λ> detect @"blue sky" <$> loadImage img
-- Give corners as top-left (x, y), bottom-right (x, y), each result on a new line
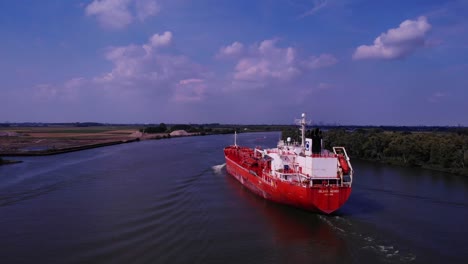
top-left (1, 0), bottom-right (467, 125)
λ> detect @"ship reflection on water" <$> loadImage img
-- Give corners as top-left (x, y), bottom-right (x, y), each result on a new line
top-left (224, 173), bottom-right (348, 263)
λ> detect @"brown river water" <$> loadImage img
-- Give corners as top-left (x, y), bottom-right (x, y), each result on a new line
top-left (0, 132), bottom-right (467, 263)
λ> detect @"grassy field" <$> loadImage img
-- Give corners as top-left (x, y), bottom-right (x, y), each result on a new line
top-left (0, 126), bottom-right (143, 155)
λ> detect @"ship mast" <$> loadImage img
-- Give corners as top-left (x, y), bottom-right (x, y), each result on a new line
top-left (234, 131), bottom-right (237, 147)
top-left (294, 113), bottom-right (308, 148)
top-left (300, 113), bottom-right (306, 147)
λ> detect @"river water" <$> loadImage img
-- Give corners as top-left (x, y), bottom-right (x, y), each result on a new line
top-left (0, 132), bottom-right (467, 263)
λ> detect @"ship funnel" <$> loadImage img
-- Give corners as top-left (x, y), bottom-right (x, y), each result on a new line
top-left (312, 128), bottom-right (322, 154)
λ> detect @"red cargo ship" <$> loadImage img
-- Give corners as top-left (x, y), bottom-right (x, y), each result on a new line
top-left (224, 113), bottom-right (353, 214)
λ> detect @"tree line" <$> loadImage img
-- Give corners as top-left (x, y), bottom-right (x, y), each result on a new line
top-left (140, 123), bottom-right (235, 135)
top-left (281, 128), bottom-right (468, 175)
top-left (324, 129), bottom-right (468, 175)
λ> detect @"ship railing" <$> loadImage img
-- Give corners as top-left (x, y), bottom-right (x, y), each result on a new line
top-left (310, 152), bottom-right (337, 158)
top-left (276, 172), bottom-right (300, 181)
top-left (275, 171), bottom-right (350, 188)
top-left (275, 172), bottom-right (312, 186)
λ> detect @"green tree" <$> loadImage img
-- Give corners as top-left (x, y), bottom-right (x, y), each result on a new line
top-left (464, 150), bottom-right (468, 169)
top-left (159, 123), bottom-right (167, 132)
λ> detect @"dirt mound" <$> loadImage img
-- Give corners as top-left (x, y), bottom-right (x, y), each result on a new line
top-left (170, 130), bottom-right (190, 137)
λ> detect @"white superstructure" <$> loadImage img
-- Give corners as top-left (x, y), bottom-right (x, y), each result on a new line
top-left (255, 113), bottom-right (353, 186)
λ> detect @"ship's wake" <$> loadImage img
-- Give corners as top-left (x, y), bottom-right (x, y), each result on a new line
top-left (318, 215), bottom-right (416, 262)
top-left (212, 163), bottom-right (226, 175)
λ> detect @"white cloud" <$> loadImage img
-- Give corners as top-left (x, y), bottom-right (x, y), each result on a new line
top-left (148, 31), bottom-right (172, 48)
top-left (85, 0), bottom-right (133, 29)
top-left (217, 42), bottom-right (244, 58)
top-left (85, 0), bottom-right (159, 30)
top-left (34, 84), bottom-right (57, 101)
top-left (219, 39), bottom-right (337, 87)
top-left (353, 16), bottom-right (432, 60)
top-left (94, 31), bottom-right (209, 106)
top-left (135, 0), bottom-right (160, 21)
top-left (31, 31), bottom-right (209, 113)
top-left (173, 79), bottom-right (206, 102)
top-left (26, 32), bottom-right (213, 121)
top-left (294, 82), bottom-right (335, 104)
top-left (33, 78), bottom-right (87, 102)
top-left (179, 78), bottom-right (204, 85)
top-left (306, 54), bottom-right (338, 69)
top-left (62, 77), bottom-right (86, 100)
top-left (64, 77), bottom-right (86, 89)
top-left (318, 82), bottom-right (333, 90)
top-left (233, 39), bottom-right (300, 81)
top-left (428, 92), bottom-right (446, 103)
top-left (299, 0), bottom-right (328, 18)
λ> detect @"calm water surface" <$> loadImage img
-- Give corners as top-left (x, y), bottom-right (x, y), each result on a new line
top-left (0, 132), bottom-right (467, 263)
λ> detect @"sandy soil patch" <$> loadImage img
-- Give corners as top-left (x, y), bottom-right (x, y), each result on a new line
top-left (0, 127), bottom-right (141, 154)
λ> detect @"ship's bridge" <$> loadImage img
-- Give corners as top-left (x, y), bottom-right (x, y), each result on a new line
top-left (265, 149), bottom-right (339, 179)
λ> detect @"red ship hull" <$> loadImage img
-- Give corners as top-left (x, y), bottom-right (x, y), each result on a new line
top-left (225, 148), bottom-right (352, 214)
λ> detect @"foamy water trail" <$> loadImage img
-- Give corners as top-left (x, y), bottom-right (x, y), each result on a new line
top-left (211, 163), bottom-right (226, 175)
top-left (318, 215), bottom-right (416, 262)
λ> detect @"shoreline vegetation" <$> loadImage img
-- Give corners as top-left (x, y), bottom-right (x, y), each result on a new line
top-left (282, 127), bottom-right (468, 176)
top-left (1, 122), bottom-right (467, 176)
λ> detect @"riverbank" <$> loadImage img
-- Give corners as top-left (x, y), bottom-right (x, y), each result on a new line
top-left (0, 126), bottom-right (143, 157)
top-left (322, 129), bottom-right (468, 177)
top-left (0, 126), bottom-right (230, 158)
top-left (0, 138), bottom-right (140, 157)
top-left (0, 158), bottom-right (23, 166)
